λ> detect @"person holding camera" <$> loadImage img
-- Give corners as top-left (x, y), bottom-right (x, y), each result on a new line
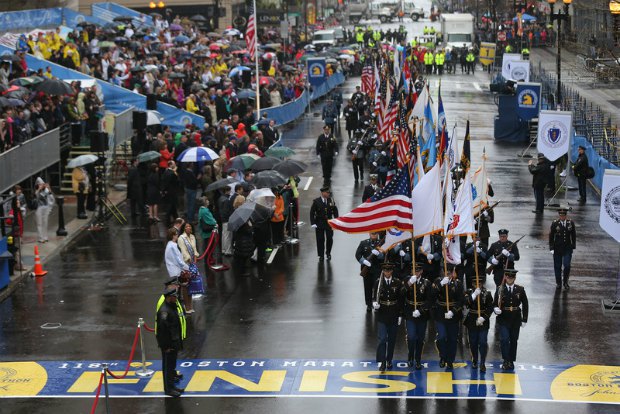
top-left (33, 177), bottom-right (54, 243)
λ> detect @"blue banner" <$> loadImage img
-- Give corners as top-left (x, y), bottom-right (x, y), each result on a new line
top-left (310, 72), bottom-right (345, 100)
top-left (307, 58), bottom-right (327, 87)
top-left (0, 8), bottom-right (63, 31)
top-left (0, 359), bottom-right (619, 404)
top-left (62, 8), bottom-right (109, 28)
top-left (516, 82), bottom-right (541, 121)
top-left (92, 2), bottom-right (153, 26)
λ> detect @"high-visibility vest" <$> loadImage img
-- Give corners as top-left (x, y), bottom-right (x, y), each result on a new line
top-left (410, 39), bottom-right (417, 47)
top-left (505, 45), bottom-right (513, 53)
top-left (356, 31), bottom-right (364, 43)
top-left (373, 31), bottom-right (381, 41)
top-left (155, 295), bottom-right (187, 340)
top-left (435, 53), bottom-right (445, 65)
top-left (424, 52), bottom-right (434, 65)
top-left (522, 48), bottom-right (530, 55)
top-left (423, 26), bottom-right (429, 35)
top-left (430, 27), bottom-right (436, 34)
top-left (368, 40), bottom-right (375, 47)
top-left (466, 53), bottom-right (475, 63)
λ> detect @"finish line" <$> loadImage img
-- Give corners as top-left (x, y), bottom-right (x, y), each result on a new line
top-left (0, 359), bottom-right (619, 404)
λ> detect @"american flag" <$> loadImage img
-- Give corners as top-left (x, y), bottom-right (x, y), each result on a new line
top-left (361, 61), bottom-right (373, 94)
top-left (245, 1), bottom-right (257, 60)
top-left (379, 78), bottom-right (398, 142)
top-left (329, 166), bottom-right (413, 233)
top-left (386, 137), bottom-right (398, 184)
top-left (396, 90), bottom-right (410, 169)
top-left (461, 119), bottom-right (471, 173)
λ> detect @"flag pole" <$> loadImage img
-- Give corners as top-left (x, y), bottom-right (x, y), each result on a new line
top-left (252, 0), bottom-right (260, 119)
top-left (441, 151), bottom-right (451, 313)
top-left (409, 122), bottom-right (417, 310)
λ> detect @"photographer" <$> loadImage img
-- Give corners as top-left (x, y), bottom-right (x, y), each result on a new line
top-left (33, 177), bottom-right (54, 243)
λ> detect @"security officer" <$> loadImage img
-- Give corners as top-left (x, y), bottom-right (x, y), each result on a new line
top-left (464, 283), bottom-right (494, 372)
top-left (434, 49), bottom-right (445, 75)
top-left (423, 26), bottom-right (430, 35)
top-left (521, 47), bottom-right (530, 60)
top-left (356, 28), bottom-right (364, 45)
top-left (372, 262), bottom-right (404, 372)
top-left (464, 235), bottom-right (489, 288)
top-left (156, 288), bottom-right (185, 397)
top-left (393, 239), bottom-right (413, 280)
top-left (310, 186), bottom-right (338, 261)
top-left (572, 145), bottom-right (589, 203)
top-left (316, 125), bottom-right (338, 186)
top-left (487, 229), bottom-right (520, 287)
top-left (493, 269), bottom-right (528, 371)
top-left (402, 262), bottom-right (431, 369)
top-left (156, 278), bottom-right (186, 381)
top-left (549, 207), bottom-right (576, 289)
top-left (424, 49), bottom-right (434, 75)
top-left (356, 231), bottom-right (385, 312)
top-left (415, 235), bottom-right (443, 280)
top-left (431, 263), bottom-right (464, 369)
top-left (465, 49), bottom-right (476, 74)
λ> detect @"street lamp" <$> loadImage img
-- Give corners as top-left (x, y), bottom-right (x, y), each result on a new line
top-left (548, 0), bottom-right (572, 108)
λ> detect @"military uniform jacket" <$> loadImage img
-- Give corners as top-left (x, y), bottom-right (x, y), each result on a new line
top-left (549, 219), bottom-right (576, 254)
top-left (316, 133), bottom-right (338, 158)
top-left (415, 235), bottom-right (442, 277)
top-left (156, 301), bottom-right (183, 351)
top-left (430, 277), bottom-right (464, 321)
top-left (372, 276), bottom-right (404, 323)
top-left (310, 197), bottom-right (338, 229)
top-left (487, 240), bottom-right (520, 274)
top-left (464, 242), bottom-right (488, 277)
top-left (463, 289), bottom-right (494, 330)
top-left (362, 184), bottom-right (379, 202)
top-left (493, 284), bottom-right (529, 324)
top-left (402, 277), bottom-right (432, 321)
top-left (355, 238), bottom-right (384, 276)
top-left (344, 105), bottom-right (359, 130)
top-left (475, 208), bottom-right (494, 240)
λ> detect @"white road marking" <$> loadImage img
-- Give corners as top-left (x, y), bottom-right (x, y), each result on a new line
top-left (473, 82), bottom-right (482, 91)
top-left (266, 247), bottom-right (279, 264)
top-left (304, 176), bottom-right (313, 191)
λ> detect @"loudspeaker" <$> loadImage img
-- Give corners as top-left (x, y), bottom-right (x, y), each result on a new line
top-left (146, 94), bottom-right (157, 110)
top-left (133, 111), bottom-right (147, 130)
top-left (90, 131), bottom-right (109, 153)
top-left (71, 122), bottom-right (82, 145)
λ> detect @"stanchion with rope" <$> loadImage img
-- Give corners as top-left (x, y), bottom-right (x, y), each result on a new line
top-left (104, 326), bottom-right (140, 380)
top-left (197, 229), bottom-right (230, 272)
top-left (89, 369), bottom-right (105, 414)
top-left (101, 363), bottom-right (111, 414)
top-left (135, 318), bottom-right (154, 378)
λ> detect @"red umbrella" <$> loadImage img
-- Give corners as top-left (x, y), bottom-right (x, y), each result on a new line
top-left (259, 76), bottom-right (275, 86)
top-left (232, 49), bottom-right (249, 55)
top-left (209, 44), bottom-right (221, 51)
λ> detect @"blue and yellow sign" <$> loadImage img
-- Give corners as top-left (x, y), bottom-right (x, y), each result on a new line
top-left (1, 359), bottom-right (620, 403)
top-left (516, 82), bottom-right (541, 121)
top-left (307, 58), bottom-right (327, 87)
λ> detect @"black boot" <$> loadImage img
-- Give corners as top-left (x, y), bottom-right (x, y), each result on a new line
top-left (379, 362), bottom-right (387, 372)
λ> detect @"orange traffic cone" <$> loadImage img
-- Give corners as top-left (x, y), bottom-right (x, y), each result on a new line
top-left (33, 245), bottom-right (48, 277)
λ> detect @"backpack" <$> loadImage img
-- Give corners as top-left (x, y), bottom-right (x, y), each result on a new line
top-left (585, 166), bottom-right (595, 179)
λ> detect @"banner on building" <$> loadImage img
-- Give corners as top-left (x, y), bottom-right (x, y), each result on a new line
top-left (479, 42), bottom-right (496, 66)
top-left (536, 110), bottom-right (572, 162)
top-left (600, 169), bottom-right (620, 243)
top-left (516, 82), bottom-right (541, 121)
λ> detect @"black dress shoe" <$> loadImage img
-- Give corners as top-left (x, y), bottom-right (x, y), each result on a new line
top-left (327, 255), bottom-right (332, 261)
top-left (480, 364), bottom-right (486, 373)
top-left (471, 361), bottom-right (478, 369)
top-left (439, 358), bottom-right (446, 368)
top-left (447, 362), bottom-right (454, 369)
top-left (407, 359), bottom-right (414, 368)
top-left (556, 284), bottom-right (562, 289)
top-left (166, 390), bottom-right (181, 398)
top-left (173, 386), bottom-right (185, 393)
top-left (386, 361), bottom-right (393, 369)
top-left (379, 362), bottom-right (387, 372)
top-left (318, 256), bottom-right (324, 262)
top-left (564, 283), bottom-right (570, 290)
top-left (509, 361), bottom-right (515, 370)
top-left (415, 361), bottom-right (422, 370)
top-left (366, 305), bottom-right (372, 312)
top-left (501, 362), bottom-right (510, 370)
top-left (175, 372), bottom-right (183, 380)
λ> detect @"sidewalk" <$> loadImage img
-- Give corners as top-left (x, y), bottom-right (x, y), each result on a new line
top-left (0, 187), bottom-right (126, 302)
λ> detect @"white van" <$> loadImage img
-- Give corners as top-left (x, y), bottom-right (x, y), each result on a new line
top-left (312, 30), bottom-right (337, 49)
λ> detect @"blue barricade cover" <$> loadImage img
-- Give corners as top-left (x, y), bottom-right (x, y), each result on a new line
top-left (260, 91), bottom-right (309, 126)
top-left (92, 2), bottom-right (153, 26)
top-left (571, 135), bottom-right (619, 190)
top-left (310, 72), bottom-right (345, 100)
top-left (62, 8), bottom-right (109, 27)
top-left (0, 8), bottom-right (63, 31)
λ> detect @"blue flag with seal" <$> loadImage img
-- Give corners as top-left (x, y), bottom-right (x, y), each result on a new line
top-left (516, 82), bottom-right (541, 121)
top-left (307, 58), bottom-right (327, 86)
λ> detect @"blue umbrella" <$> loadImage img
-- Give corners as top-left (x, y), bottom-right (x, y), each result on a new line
top-left (229, 66), bottom-right (251, 78)
top-left (236, 89), bottom-right (256, 99)
top-left (513, 13), bottom-right (537, 22)
top-left (175, 35), bottom-right (191, 44)
top-left (177, 147), bottom-right (219, 163)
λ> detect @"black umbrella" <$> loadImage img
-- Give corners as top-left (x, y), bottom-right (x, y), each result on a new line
top-left (251, 156), bottom-right (281, 172)
top-left (113, 16), bottom-right (134, 22)
top-left (236, 89), bottom-right (256, 100)
top-left (0, 97), bottom-right (25, 107)
top-left (190, 14), bottom-right (207, 22)
top-left (228, 201), bottom-right (273, 232)
top-left (205, 177), bottom-right (237, 192)
top-left (273, 160), bottom-right (307, 177)
top-left (0, 54), bottom-right (21, 63)
top-left (251, 170), bottom-right (287, 188)
top-left (33, 78), bottom-right (74, 95)
top-left (130, 65), bottom-right (146, 73)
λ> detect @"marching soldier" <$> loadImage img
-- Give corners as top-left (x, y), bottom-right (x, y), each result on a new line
top-left (310, 187), bottom-right (339, 261)
top-left (316, 125), bottom-right (338, 186)
top-left (464, 283), bottom-right (494, 372)
top-left (475, 203), bottom-right (494, 247)
top-left (393, 239), bottom-right (413, 280)
top-left (415, 234), bottom-right (443, 280)
top-left (356, 231), bottom-right (385, 312)
top-left (549, 206), bottom-right (576, 289)
top-left (372, 262), bottom-right (404, 372)
top-left (463, 235), bottom-right (489, 288)
top-left (402, 262), bottom-right (432, 369)
top-left (493, 269), bottom-right (529, 371)
top-left (431, 264), bottom-right (464, 369)
top-left (156, 288), bottom-right (185, 397)
top-left (344, 99), bottom-right (359, 140)
top-left (487, 229), bottom-right (520, 287)
top-left (349, 128), bottom-right (367, 182)
top-left (362, 174), bottom-right (380, 202)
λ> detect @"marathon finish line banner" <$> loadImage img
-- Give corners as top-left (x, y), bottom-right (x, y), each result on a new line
top-left (1, 359), bottom-right (619, 403)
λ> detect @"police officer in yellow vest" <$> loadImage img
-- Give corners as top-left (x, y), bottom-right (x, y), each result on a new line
top-left (156, 287), bottom-right (185, 397)
top-left (373, 30), bottom-right (382, 43)
top-left (424, 49), bottom-right (434, 75)
top-left (356, 29), bottom-right (364, 45)
top-left (410, 37), bottom-right (418, 48)
top-left (435, 50), bottom-right (445, 75)
top-left (423, 26), bottom-right (430, 35)
top-left (429, 27), bottom-right (436, 35)
top-left (521, 47), bottom-right (530, 60)
top-left (505, 44), bottom-right (514, 53)
top-left (156, 278), bottom-right (187, 386)
top-left (466, 49), bottom-right (476, 74)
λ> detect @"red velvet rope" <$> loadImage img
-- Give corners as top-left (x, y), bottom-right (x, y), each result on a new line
top-left (105, 326), bottom-right (140, 379)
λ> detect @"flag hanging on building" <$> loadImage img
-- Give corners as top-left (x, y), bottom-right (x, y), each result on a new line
top-left (330, 166), bottom-right (413, 233)
top-left (245, 1), bottom-right (257, 60)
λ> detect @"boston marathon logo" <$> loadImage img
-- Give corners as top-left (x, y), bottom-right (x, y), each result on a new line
top-left (518, 89), bottom-right (538, 109)
top-left (551, 365), bottom-right (620, 403)
top-left (309, 62), bottom-right (325, 78)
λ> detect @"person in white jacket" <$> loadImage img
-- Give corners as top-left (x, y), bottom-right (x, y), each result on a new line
top-left (164, 228), bottom-right (192, 312)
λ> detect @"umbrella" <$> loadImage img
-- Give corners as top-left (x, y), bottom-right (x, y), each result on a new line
top-left (225, 153), bottom-right (261, 172)
top-left (207, 32), bottom-right (222, 38)
top-left (146, 110), bottom-right (163, 126)
top-left (0, 54), bottom-right (21, 63)
top-left (251, 156), bottom-right (281, 172)
top-left (262, 52), bottom-right (275, 60)
top-left (252, 170), bottom-right (287, 188)
top-left (2, 85), bottom-right (30, 99)
top-left (99, 41), bottom-right (115, 48)
top-left (513, 13), bottom-right (537, 22)
top-left (273, 160), bottom-right (307, 177)
top-left (113, 16), bottom-right (134, 22)
top-left (175, 35), bottom-right (191, 44)
top-left (281, 65), bottom-right (298, 73)
top-left (33, 79), bottom-right (74, 95)
top-left (247, 188), bottom-right (276, 208)
top-left (206, 177), bottom-right (238, 192)
top-left (130, 65), bottom-right (146, 73)
top-left (177, 147), bottom-right (219, 163)
top-left (169, 24), bottom-right (183, 31)
top-left (169, 72), bottom-right (186, 79)
top-left (137, 151), bottom-right (161, 163)
top-left (0, 97), bottom-right (25, 107)
top-left (259, 76), bottom-right (276, 86)
top-left (326, 58), bottom-right (338, 64)
top-left (236, 89), bottom-right (256, 100)
top-left (231, 49), bottom-right (249, 55)
top-left (10, 76), bottom-right (44, 87)
top-left (229, 65), bottom-right (251, 77)
top-left (67, 154), bottom-right (99, 168)
top-left (265, 146), bottom-right (295, 159)
top-left (223, 28), bottom-right (242, 36)
top-left (114, 36), bottom-right (129, 43)
top-left (190, 14), bottom-right (207, 22)
top-left (228, 201), bottom-right (273, 231)
top-left (209, 44), bottom-right (221, 51)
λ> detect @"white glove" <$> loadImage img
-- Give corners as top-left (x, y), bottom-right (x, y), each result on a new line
top-left (372, 301), bottom-right (380, 310)
top-left (550, 250), bottom-right (554, 255)
top-left (475, 241), bottom-right (480, 247)
top-left (399, 250), bottom-right (406, 257)
top-left (398, 317), bottom-right (402, 326)
top-left (335, 152), bottom-right (339, 156)
top-left (412, 309), bottom-right (421, 318)
top-left (311, 224), bottom-right (317, 229)
top-left (372, 161), bottom-right (377, 167)
top-left (482, 210), bottom-right (489, 217)
top-left (357, 140), bottom-right (363, 145)
top-left (472, 288), bottom-right (481, 299)
top-left (363, 259), bottom-right (372, 267)
top-left (494, 307), bottom-right (502, 315)
top-left (521, 322), bottom-right (526, 328)
top-left (352, 149), bottom-right (358, 155)
top-left (426, 253), bottom-right (434, 261)
top-left (381, 151), bottom-right (386, 156)
top-left (409, 275), bottom-right (417, 285)
top-left (371, 249), bottom-right (380, 256)
top-left (491, 258), bottom-right (499, 265)
top-left (317, 154), bottom-right (321, 159)
top-left (476, 316), bottom-right (485, 326)
top-left (440, 276), bottom-right (450, 286)
top-left (502, 249), bottom-right (510, 257)
top-left (445, 311), bottom-right (454, 319)
top-left (476, 247), bottom-right (482, 254)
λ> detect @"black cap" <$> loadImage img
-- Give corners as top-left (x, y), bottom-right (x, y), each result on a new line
top-left (578, 145), bottom-right (586, 150)
top-left (370, 174), bottom-right (378, 179)
top-left (504, 269), bottom-right (518, 277)
top-left (164, 277), bottom-right (180, 286)
top-left (558, 206), bottom-right (569, 214)
top-left (537, 152), bottom-right (545, 159)
top-left (381, 262), bottom-right (395, 270)
top-left (415, 260), bottom-right (426, 269)
top-left (498, 229), bottom-right (509, 235)
top-left (163, 288), bottom-right (179, 297)
top-left (320, 186), bottom-right (330, 192)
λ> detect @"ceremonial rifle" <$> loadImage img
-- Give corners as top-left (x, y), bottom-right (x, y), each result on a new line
top-left (485, 234), bottom-right (525, 275)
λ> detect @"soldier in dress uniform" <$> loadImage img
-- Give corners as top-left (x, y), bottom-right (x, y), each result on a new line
top-left (475, 207), bottom-right (494, 247)
top-left (316, 125), bottom-right (339, 186)
top-left (402, 261), bottom-right (432, 369)
top-left (415, 234), bottom-right (443, 280)
top-left (310, 187), bottom-right (339, 261)
top-left (431, 263), bottom-right (464, 369)
top-left (464, 283), bottom-right (494, 372)
top-left (362, 174), bottom-right (380, 202)
top-left (393, 239), bottom-right (413, 280)
top-left (356, 231), bottom-right (385, 312)
top-left (487, 229), bottom-right (520, 287)
top-left (549, 207), bottom-right (576, 290)
top-left (493, 268), bottom-right (529, 370)
top-left (464, 235), bottom-right (489, 289)
top-left (372, 262), bottom-right (404, 372)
